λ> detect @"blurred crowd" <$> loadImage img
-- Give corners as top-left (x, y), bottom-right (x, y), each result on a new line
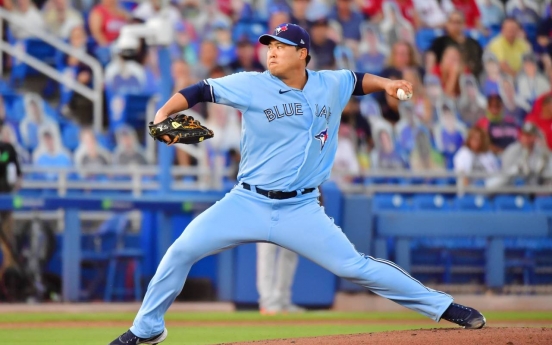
top-left (1, 0), bottom-right (552, 187)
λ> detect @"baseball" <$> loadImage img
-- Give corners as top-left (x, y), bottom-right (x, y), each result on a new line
top-left (397, 88), bottom-right (412, 101)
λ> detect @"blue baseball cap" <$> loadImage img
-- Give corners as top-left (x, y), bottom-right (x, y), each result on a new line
top-left (259, 23), bottom-right (311, 63)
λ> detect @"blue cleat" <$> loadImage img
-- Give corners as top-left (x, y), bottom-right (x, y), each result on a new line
top-left (441, 303), bottom-right (486, 329)
top-left (109, 328), bottom-right (168, 345)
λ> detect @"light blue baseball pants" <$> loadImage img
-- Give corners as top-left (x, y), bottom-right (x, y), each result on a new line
top-left (130, 186), bottom-right (453, 338)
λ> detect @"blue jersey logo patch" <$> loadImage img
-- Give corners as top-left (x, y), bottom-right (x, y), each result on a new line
top-left (315, 128), bottom-right (328, 151)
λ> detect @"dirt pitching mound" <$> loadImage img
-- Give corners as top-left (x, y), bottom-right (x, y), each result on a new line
top-left (221, 327), bottom-right (552, 345)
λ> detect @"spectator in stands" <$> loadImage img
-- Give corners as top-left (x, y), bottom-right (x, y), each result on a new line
top-left (379, 1), bottom-right (415, 48)
top-left (480, 52), bottom-right (502, 95)
top-left (132, 0), bottom-right (182, 29)
top-left (396, 101), bottom-right (421, 153)
top-left (204, 102), bottom-right (241, 154)
top-left (332, 120), bottom-right (361, 183)
top-left (502, 121), bottom-right (550, 186)
top-left (309, 18), bottom-right (337, 70)
top-left (10, 0), bottom-right (45, 39)
top-left (211, 21), bottom-right (236, 67)
top-left (74, 127), bottom-right (111, 171)
top-left (516, 54), bottom-right (551, 112)
top-left (0, 122), bottom-right (30, 164)
top-left (171, 59), bottom-right (197, 94)
top-left (104, 53), bottom-right (147, 94)
top-left (371, 122), bottom-right (407, 169)
top-left (329, 0), bottom-right (363, 42)
top-left (342, 97), bottom-right (372, 150)
top-left (412, 0), bottom-right (447, 28)
top-left (453, 126), bottom-right (500, 185)
top-left (289, 0), bottom-right (311, 28)
top-left (330, 20), bottom-right (357, 71)
top-left (432, 45), bottom-right (467, 98)
top-left (479, 0), bottom-right (506, 30)
top-left (525, 93), bottom-right (552, 150)
top-left (487, 17), bottom-right (531, 77)
top-left (32, 127), bottom-right (72, 180)
top-left (423, 73), bottom-right (444, 106)
top-left (61, 26), bottom-right (94, 124)
top-left (19, 94), bottom-right (58, 150)
top-left (537, 7), bottom-right (552, 57)
top-left (433, 99), bottom-right (467, 165)
top-left (42, 0), bottom-right (83, 39)
top-left (193, 40), bottom-right (220, 80)
top-left (112, 125), bottom-right (147, 166)
top-left (457, 74), bottom-right (487, 126)
top-left (507, 0), bottom-right (540, 26)
top-left (381, 40), bottom-right (420, 77)
top-left (441, 0), bottom-right (483, 30)
top-left (361, 0), bottom-right (418, 27)
top-left (88, 0), bottom-right (130, 47)
top-left (498, 75), bottom-right (527, 124)
top-left (375, 68), bottom-right (401, 124)
top-left (0, 122), bottom-right (21, 280)
top-left (428, 11), bottom-right (483, 77)
top-left (229, 37), bottom-right (264, 73)
top-left (410, 126), bottom-right (445, 171)
top-left (475, 93), bottom-right (519, 154)
top-left (403, 68), bottom-right (433, 126)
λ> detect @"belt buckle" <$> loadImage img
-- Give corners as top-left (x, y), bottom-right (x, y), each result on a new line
top-left (267, 191), bottom-right (276, 199)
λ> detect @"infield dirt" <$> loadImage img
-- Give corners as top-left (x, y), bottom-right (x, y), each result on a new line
top-left (221, 327), bottom-right (552, 345)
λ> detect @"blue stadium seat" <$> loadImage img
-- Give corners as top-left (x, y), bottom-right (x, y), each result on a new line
top-left (534, 196), bottom-right (552, 212)
top-left (372, 193), bottom-right (410, 211)
top-left (453, 195), bottom-right (492, 211)
top-left (412, 194), bottom-right (451, 211)
top-left (61, 122), bottom-right (81, 151)
top-left (415, 28), bottom-right (443, 52)
top-left (494, 195), bottom-right (534, 212)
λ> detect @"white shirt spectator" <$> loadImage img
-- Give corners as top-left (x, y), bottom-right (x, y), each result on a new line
top-left (453, 146), bottom-right (500, 174)
top-left (412, 0), bottom-right (447, 28)
top-left (10, 0), bottom-right (45, 40)
top-left (132, 0), bottom-right (182, 29)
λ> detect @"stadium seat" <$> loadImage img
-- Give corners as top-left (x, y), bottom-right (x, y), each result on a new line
top-left (415, 28), bottom-right (443, 52)
top-left (372, 193), bottom-right (410, 211)
top-left (96, 213), bottom-right (143, 302)
top-left (61, 122), bottom-right (81, 151)
top-left (534, 196), bottom-right (552, 212)
top-left (494, 195), bottom-right (534, 212)
top-left (453, 195), bottom-right (492, 211)
top-left (412, 194), bottom-right (451, 211)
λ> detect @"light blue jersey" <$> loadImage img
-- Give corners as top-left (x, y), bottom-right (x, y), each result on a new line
top-left (206, 69), bottom-right (356, 191)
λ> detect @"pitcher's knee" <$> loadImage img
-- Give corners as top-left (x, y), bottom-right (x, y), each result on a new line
top-left (165, 241), bottom-right (201, 266)
top-left (329, 257), bottom-right (371, 280)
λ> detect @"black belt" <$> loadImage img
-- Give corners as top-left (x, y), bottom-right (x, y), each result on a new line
top-left (241, 183), bottom-right (315, 200)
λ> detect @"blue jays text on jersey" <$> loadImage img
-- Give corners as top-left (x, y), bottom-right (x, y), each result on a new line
top-left (205, 69), bottom-right (357, 191)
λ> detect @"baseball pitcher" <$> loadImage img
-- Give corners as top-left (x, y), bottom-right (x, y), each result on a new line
top-left (109, 23), bottom-right (486, 345)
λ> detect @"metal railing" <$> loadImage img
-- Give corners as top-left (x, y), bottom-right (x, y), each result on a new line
top-left (16, 165), bottom-right (552, 196)
top-left (19, 165), bottom-right (232, 196)
top-left (0, 7), bottom-right (104, 132)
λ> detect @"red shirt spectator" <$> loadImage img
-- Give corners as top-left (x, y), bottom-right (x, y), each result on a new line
top-left (362, 0), bottom-right (416, 25)
top-left (89, 0), bottom-right (130, 46)
top-left (525, 93), bottom-right (552, 150)
top-left (447, 0), bottom-right (480, 29)
top-left (475, 94), bottom-right (519, 154)
top-left (396, 0), bottom-right (416, 24)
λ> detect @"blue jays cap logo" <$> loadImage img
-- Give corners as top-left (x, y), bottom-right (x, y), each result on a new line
top-left (274, 24), bottom-right (289, 35)
top-left (315, 128), bottom-right (329, 151)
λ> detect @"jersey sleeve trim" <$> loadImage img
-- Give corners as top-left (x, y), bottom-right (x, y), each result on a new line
top-left (203, 79), bottom-right (215, 103)
top-left (352, 71), bottom-right (365, 96)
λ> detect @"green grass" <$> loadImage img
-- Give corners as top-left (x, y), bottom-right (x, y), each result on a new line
top-left (0, 311), bottom-right (550, 345)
